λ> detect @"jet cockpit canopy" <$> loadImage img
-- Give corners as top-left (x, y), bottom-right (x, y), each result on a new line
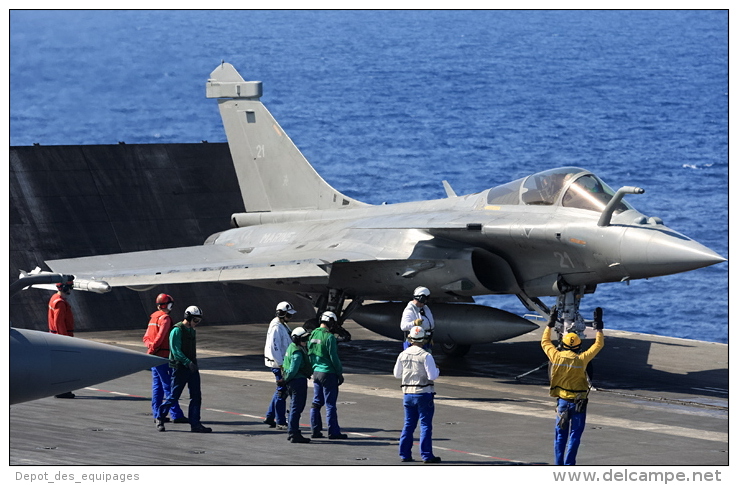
top-left (486, 167), bottom-right (634, 214)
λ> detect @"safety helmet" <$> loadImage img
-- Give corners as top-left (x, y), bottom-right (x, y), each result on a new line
top-left (291, 326), bottom-right (310, 344)
top-left (156, 293), bottom-right (174, 311)
top-left (320, 311), bottom-right (338, 324)
top-left (408, 326), bottom-right (427, 342)
top-left (561, 332), bottom-right (582, 352)
top-left (413, 286), bottom-right (430, 304)
top-left (184, 305), bottom-right (203, 321)
top-left (276, 301), bottom-right (297, 318)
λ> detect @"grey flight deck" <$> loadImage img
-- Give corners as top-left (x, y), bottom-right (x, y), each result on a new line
top-left (9, 321), bottom-right (727, 467)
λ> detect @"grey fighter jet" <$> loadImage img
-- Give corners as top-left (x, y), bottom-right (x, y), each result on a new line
top-left (40, 62), bottom-right (725, 356)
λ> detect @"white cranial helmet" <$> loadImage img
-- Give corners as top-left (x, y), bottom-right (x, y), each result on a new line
top-left (413, 286), bottom-right (430, 303)
top-left (184, 306), bottom-right (202, 320)
top-left (408, 326), bottom-right (427, 342)
top-left (276, 301), bottom-right (297, 317)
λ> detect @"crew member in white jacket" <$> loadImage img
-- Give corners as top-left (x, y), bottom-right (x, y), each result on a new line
top-left (263, 301), bottom-right (296, 429)
top-left (393, 326), bottom-right (441, 464)
top-left (400, 286), bottom-right (434, 350)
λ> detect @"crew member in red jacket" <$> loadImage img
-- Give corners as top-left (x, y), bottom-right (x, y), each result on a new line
top-left (48, 279), bottom-right (76, 398)
top-left (48, 279), bottom-right (74, 336)
top-left (143, 293), bottom-right (186, 424)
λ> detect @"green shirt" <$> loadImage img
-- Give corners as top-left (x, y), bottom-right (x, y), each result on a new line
top-left (307, 326), bottom-right (343, 375)
top-left (283, 343), bottom-right (312, 382)
top-left (169, 322), bottom-right (197, 367)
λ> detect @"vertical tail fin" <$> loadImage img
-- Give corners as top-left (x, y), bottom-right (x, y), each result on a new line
top-left (206, 62), bottom-right (367, 212)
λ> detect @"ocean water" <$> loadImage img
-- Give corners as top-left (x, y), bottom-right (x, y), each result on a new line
top-left (9, 10), bottom-right (728, 343)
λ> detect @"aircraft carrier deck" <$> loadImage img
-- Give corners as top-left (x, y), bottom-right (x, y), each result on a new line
top-left (8, 320), bottom-right (728, 479)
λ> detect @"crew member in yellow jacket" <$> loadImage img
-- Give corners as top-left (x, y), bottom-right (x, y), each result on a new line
top-left (541, 307), bottom-right (605, 465)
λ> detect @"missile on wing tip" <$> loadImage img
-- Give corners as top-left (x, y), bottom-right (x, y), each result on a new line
top-left (351, 302), bottom-right (539, 345)
top-left (73, 279), bottom-right (112, 294)
top-left (9, 328), bottom-right (165, 405)
top-left (15, 269), bottom-right (111, 294)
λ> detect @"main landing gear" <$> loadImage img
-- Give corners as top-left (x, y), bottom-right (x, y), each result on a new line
top-left (313, 289), bottom-right (363, 342)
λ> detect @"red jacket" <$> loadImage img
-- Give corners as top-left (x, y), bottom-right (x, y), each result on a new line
top-left (143, 310), bottom-right (173, 357)
top-left (48, 293), bottom-right (74, 337)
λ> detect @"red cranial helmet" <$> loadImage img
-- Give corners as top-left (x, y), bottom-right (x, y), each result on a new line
top-left (156, 293), bottom-right (174, 311)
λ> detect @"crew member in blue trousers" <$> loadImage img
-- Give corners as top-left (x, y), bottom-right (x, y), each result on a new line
top-left (307, 311), bottom-right (347, 439)
top-left (541, 306), bottom-right (605, 465)
top-left (157, 306), bottom-right (212, 433)
top-left (281, 326), bottom-right (313, 443)
top-left (263, 301), bottom-right (296, 429)
top-left (393, 326), bottom-right (441, 464)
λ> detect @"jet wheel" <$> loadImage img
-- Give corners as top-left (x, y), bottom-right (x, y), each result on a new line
top-left (438, 342), bottom-right (471, 357)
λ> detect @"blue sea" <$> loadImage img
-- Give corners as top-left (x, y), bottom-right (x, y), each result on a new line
top-left (9, 10), bottom-right (728, 343)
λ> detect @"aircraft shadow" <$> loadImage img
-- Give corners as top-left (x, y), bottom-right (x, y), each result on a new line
top-left (75, 395), bottom-right (149, 402)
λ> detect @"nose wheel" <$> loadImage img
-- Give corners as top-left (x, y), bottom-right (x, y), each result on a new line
top-left (554, 286), bottom-right (587, 342)
top-left (514, 284), bottom-right (592, 381)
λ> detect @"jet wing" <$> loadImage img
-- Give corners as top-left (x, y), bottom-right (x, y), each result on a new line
top-left (45, 244), bottom-right (337, 288)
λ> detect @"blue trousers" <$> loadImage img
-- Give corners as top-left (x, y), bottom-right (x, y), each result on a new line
top-left (158, 365), bottom-right (203, 429)
top-left (399, 393), bottom-right (435, 461)
top-left (266, 368), bottom-right (287, 425)
top-left (554, 398), bottom-right (587, 465)
top-left (151, 363), bottom-right (184, 420)
top-left (286, 377), bottom-right (308, 437)
top-left (310, 371), bottom-right (341, 436)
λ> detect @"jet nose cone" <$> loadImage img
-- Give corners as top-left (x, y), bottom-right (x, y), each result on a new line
top-left (620, 227), bottom-right (726, 279)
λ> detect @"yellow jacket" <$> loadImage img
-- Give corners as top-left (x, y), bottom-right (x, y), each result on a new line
top-left (541, 327), bottom-right (604, 400)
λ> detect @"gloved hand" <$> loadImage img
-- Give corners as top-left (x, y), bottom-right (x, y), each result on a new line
top-left (276, 379), bottom-right (286, 387)
top-left (547, 306), bottom-right (558, 328)
top-left (188, 361), bottom-right (198, 372)
top-left (593, 307), bottom-right (604, 331)
top-left (413, 318), bottom-right (423, 326)
top-left (337, 374), bottom-right (344, 386)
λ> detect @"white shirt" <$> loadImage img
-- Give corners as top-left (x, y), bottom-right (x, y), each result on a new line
top-left (400, 301), bottom-right (434, 332)
top-left (264, 317), bottom-right (292, 368)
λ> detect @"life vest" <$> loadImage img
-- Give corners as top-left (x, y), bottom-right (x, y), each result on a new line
top-left (170, 322), bottom-right (197, 367)
top-left (48, 293), bottom-right (74, 336)
top-left (284, 343), bottom-right (312, 381)
top-left (398, 345), bottom-right (435, 394)
top-left (142, 310), bottom-right (172, 357)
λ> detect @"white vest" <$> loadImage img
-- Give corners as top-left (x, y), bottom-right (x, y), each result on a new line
top-left (398, 345), bottom-right (435, 394)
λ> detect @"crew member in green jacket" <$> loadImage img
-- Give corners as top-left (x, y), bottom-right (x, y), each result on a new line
top-left (307, 311), bottom-right (347, 439)
top-left (281, 326), bottom-right (313, 443)
top-left (156, 306), bottom-right (212, 433)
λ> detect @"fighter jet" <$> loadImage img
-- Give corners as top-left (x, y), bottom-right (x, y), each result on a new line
top-left (10, 273), bottom-right (165, 405)
top-left (38, 62), bottom-right (725, 356)
top-left (10, 327), bottom-right (166, 405)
